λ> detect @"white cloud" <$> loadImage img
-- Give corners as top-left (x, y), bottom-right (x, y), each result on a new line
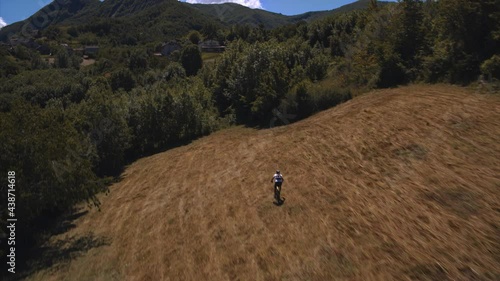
top-left (184, 0), bottom-right (263, 9)
top-left (0, 17), bottom-right (7, 29)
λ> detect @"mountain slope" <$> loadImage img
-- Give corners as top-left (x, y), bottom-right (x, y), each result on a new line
top-left (0, 0), bottom-right (217, 42)
top-left (0, 0), bottom-right (394, 42)
top-left (22, 85), bottom-right (500, 281)
top-left (192, 0), bottom-right (393, 28)
top-left (190, 3), bottom-right (291, 29)
top-left (0, 0), bottom-right (96, 41)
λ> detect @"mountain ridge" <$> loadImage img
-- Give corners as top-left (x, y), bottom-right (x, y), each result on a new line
top-left (0, 0), bottom-right (392, 42)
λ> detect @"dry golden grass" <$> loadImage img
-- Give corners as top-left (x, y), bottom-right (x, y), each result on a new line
top-left (26, 85), bottom-right (500, 281)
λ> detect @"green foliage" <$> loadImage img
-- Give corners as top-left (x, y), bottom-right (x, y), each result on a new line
top-left (481, 55), bottom-right (500, 80)
top-left (306, 52), bottom-right (329, 81)
top-left (0, 99), bottom-right (105, 232)
top-left (55, 47), bottom-right (81, 69)
top-left (111, 68), bottom-right (136, 92)
top-left (0, 46), bottom-right (50, 77)
top-left (128, 50), bottom-right (149, 71)
top-left (209, 40), bottom-right (287, 123)
top-left (181, 44), bottom-right (203, 76)
top-left (187, 30), bottom-right (202, 44)
top-left (294, 81), bottom-right (313, 119)
top-left (204, 38), bottom-right (341, 124)
top-left (0, 53), bottom-right (21, 78)
top-left (0, 69), bottom-right (88, 106)
top-left (68, 87), bottom-right (131, 176)
top-left (78, 32), bottom-right (99, 45)
top-left (164, 62), bottom-right (187, 81)
top-left (392, 0), bottom-right (425, 65)
top-left (377, 54), bottom-right (408, 88)
top-left (127, 79), bottom-right (220, 157)
top-left (422, 0), bottom-right (499, 83)
top-left (43, 26), bottom-right (62, 40)
top-left (280, 79), bottom-right (352, 121)
top-left (67, 26), bottom-right (79, 37)
top-left (202, 22), bottom-right (218, 40)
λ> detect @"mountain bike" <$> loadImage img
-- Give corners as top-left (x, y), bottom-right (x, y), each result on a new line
top-left (274, 183), bottom-right (283, 204)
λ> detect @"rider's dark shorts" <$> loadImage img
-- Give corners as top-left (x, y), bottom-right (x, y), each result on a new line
top-left (274, 182), bottom-right (282, 188)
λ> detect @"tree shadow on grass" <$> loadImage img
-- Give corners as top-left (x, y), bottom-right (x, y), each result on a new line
top-left (23, 233), bottom-right (110, 276)
top-left (3, 210), bottom-right (110, 281)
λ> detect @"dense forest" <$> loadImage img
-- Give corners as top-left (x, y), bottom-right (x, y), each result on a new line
top-left (0, 0), bottom-right (499, 262)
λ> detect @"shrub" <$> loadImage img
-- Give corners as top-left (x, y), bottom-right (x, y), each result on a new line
top-left (164, 62), bottom-right (186, 81)
top-left (481, 55), bottom-right (500, 80)
top-left (181, 44), bottom-right (203, 76)
top-left (110, 68), bottom-right (136, 92)
top-left (306, 54), bottom-right (329, 81)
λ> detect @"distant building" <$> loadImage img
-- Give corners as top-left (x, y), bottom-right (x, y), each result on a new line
top-left (161, 41), bottom-right (182, 57)
top-left (199, 40), bottom-right (225, 53)
top-left (73, 47), bottom-right (84, 56)
top-left (84, 45), bottom-right (99, 55)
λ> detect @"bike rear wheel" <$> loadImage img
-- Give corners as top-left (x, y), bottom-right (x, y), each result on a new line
top-left (274, 185), bottom-right (281, 202)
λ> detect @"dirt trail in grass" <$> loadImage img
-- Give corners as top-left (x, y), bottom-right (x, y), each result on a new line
top-left (27, 85), bottom-right (500, 281)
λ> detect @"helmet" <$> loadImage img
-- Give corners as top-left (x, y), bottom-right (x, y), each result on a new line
top-left (276, 170), bottom-right (280, 174)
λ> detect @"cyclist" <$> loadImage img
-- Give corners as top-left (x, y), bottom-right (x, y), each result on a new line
top-left (271, 170), bottom-right (284, 202)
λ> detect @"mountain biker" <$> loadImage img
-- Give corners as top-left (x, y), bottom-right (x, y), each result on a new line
top-left (271, 170), bottom-right (284, 202)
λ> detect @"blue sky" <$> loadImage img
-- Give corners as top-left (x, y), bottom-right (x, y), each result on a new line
top-left (0, 0), bottom-right (396, 28)
top-left (0, 0), bottom-right (51, 26)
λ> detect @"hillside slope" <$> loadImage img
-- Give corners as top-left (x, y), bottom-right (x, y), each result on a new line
top-left (25, 85), bottom-right (500, 281)
top-left (191, 3), bottom-right (291, 29)
top-left (0, 0), bottom-right (218, 42)
top-left (179, 0), bottom-right (393, 28)
top-left (0, 0), bottom-right (394, 42)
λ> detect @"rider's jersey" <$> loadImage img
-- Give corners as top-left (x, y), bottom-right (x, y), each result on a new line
top-left (273, 173), bottom-right (284, 183)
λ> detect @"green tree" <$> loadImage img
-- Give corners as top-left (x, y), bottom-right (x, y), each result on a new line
top-left (44, 25), bottom-right (62, 40)
top-left (127, 80), bottom-right (219, 157)
top-left (111, 68), bottom-right (136, 92)
top-left (164, 62), bottom-right (186, 81)
top-left (424, 0), bottom-right (499, 83)
top-left (188, 30), bottom-right (202, 45)
top-left (55, 48), bottom-right (70, 68)
top-left (393, 0), bottom-right (424, 65)
top-left (181, 44), bottom-right (203, 76)
top-left (128, 50), bottom-right (149, 71)
top-left (481, 54), bottom-right (500, 80)
top-left (202, 22), bottom-right (218, 39)
top-left (0, 100), bottom-right (105, 236)
top-left (69, 86), bottom-right (131, 176)
top-left (306, 53), bottom-right (329, 81)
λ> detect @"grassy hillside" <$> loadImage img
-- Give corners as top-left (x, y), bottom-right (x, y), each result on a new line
top-left (19, 85), bottom-right (500, 281)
